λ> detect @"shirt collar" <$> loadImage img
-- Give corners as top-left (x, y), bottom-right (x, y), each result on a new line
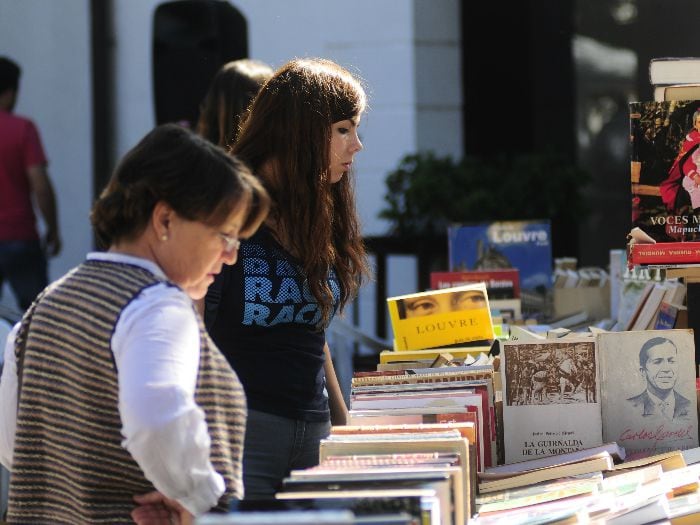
top-left (87, 252), bottom-right (167, 280)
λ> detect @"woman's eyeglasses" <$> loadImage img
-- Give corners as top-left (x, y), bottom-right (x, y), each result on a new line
top-left (218, 232), bottom-right (241, 253)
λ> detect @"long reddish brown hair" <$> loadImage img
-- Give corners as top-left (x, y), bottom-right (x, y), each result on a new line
top-left (233, 58), bottom-right (370, 326)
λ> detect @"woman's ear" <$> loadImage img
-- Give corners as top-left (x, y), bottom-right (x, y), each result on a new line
top-left (152, 201), bottom-right (173, 241)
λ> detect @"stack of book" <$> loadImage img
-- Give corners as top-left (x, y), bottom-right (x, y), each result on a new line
top-left (628, 57), bottom-right (700, 270)
top-left (614, 271), bottom-right (687, 331)
top-left (472, 447), bottom-right (700, 524)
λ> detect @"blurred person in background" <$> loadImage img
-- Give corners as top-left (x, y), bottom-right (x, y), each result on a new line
top-left (196, 58), bottom-right (273, 150)
top-left (0, 56), bottom-right (61, 312)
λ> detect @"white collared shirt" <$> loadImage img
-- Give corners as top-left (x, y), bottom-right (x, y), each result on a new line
top-left (0, 252), bottom-right (225, 515)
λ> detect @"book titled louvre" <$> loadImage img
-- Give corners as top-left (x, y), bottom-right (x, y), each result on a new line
top-left (387, 283), bottom-right (494, 352)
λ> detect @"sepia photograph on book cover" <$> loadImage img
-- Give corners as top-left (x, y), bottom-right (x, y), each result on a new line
top-left (500, 339), bottom-right (603, 464)
top-left (597, 330), bottom-right (699, 459)
top-left (630, 99), bottom-right (700, 243)
top-left (447, 221), bottom-right (551, 314)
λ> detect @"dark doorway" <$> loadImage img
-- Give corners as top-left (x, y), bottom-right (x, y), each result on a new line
top-left (153, 0), bottom-right (248, 128)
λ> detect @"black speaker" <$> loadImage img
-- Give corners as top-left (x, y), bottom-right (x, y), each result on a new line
top-left (153, 0), bottom-right (248, 127)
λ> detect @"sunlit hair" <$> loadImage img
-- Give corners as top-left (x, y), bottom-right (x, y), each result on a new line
top-left (196, 59), bottom-right (273, 150)
top-left (693, 109), bottom-right (700, 127)
top-left (91, 123), bottom-right (270, 249)
top-left (233, 58), bottom-right (370, 325)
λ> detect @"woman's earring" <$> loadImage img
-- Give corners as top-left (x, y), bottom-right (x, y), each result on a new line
top-left (161, 234), bottom-right (168, 241)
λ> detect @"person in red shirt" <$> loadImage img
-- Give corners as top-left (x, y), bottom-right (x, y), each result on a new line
top-left (0, 56), bottom-right (61, 311)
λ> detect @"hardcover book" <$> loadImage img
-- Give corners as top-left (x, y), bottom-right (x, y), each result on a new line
top-left (446, 221), bottom-right (552, 313)
top-left (477, 453), bottom-right (614, 494)
top-left (500, 338), bottom-right (603, 464)
top-left (655, 84), bottom-right (700, 102)
top-left (272, 488), bottom-right (442, 525)
top-left (284, 465), bottom-right (466, 524)
top-left (597, 329), bottom-right (699, 459)
top-left (386, 282), bottom-right (494, 351)
top-left (654, 301), bottom-right (686, 330)
top-left (475, 472), bottom-right (602, 517)
top-left (649, 57), bottom-right (700, 86)
top-left (629, 241), bottom-right (700, 266)
top-left (329, 423), bottom-right (477, 447)
top-left (378, 346), bottom-right (492, 364)
top-left (629, 283), bottom-right (667, 330)
top-left (629, 99), bottom-right (700, 247)
top-left (429, 269), bottom-right (520, 299)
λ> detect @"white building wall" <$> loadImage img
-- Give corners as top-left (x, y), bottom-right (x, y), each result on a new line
top-left (0, 0), bottom-right (462, 336)
top-left (0, 0), bottom-right (93, 314)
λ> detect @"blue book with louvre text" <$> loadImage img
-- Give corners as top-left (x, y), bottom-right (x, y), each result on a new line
top-left (447, 220), bottom-right (552, 314)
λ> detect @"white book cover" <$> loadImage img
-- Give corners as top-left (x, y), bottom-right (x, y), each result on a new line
top-left (649, 57), bottom-right (700, 85)
top-left (598, 329), bottom-right (699, 459)
top-left (501, 339), bottom-right (602, 464)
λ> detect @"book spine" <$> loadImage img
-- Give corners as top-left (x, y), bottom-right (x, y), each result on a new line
top-left (630, 243), bottom-right (700, 265)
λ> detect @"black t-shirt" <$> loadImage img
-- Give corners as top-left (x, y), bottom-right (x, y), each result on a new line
top-left (205, 227), bottom-right (340, 422)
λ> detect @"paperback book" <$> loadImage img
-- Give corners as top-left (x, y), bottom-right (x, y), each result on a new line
top-left (597, 329), bottom-right (699, 458)
top-left (500, 338), bottom-right (602, 464)
top-left (629, 99), bottom-right (700, 248)
top-left (447, 221), bottom-right (552, 313)
top-left (386, 282), bottom-right (494, 351)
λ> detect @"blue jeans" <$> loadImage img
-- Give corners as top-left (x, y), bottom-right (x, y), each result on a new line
top-left (243, 409), bottom-right (331, 499)
top-left (0, 240), bottom-right (47, 311)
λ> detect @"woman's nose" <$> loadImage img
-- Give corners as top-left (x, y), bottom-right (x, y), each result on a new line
top-left (353, 133), bottom-right (363, 152)
top-left (223, 251), bottom-right (238, 265)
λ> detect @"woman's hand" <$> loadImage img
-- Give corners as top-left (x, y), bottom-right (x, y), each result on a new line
top-left (132, 491), bottom-right (194, 525)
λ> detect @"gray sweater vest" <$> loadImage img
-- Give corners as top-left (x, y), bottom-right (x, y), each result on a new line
top-left (8, 260), bottom-right (246, 524)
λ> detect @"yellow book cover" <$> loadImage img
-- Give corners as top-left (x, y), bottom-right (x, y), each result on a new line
top-left (387, 283), bottom-right (495, 351)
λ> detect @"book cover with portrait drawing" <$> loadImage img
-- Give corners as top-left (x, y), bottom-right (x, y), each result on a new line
top-left (386, 282), bottom-right (494, 352)
top-left (630, 100), bottom-right (700, 248)
top-left (500, 339), bottom-right (602, 464)
top-left (597, 329), bottom-right (698, 459)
